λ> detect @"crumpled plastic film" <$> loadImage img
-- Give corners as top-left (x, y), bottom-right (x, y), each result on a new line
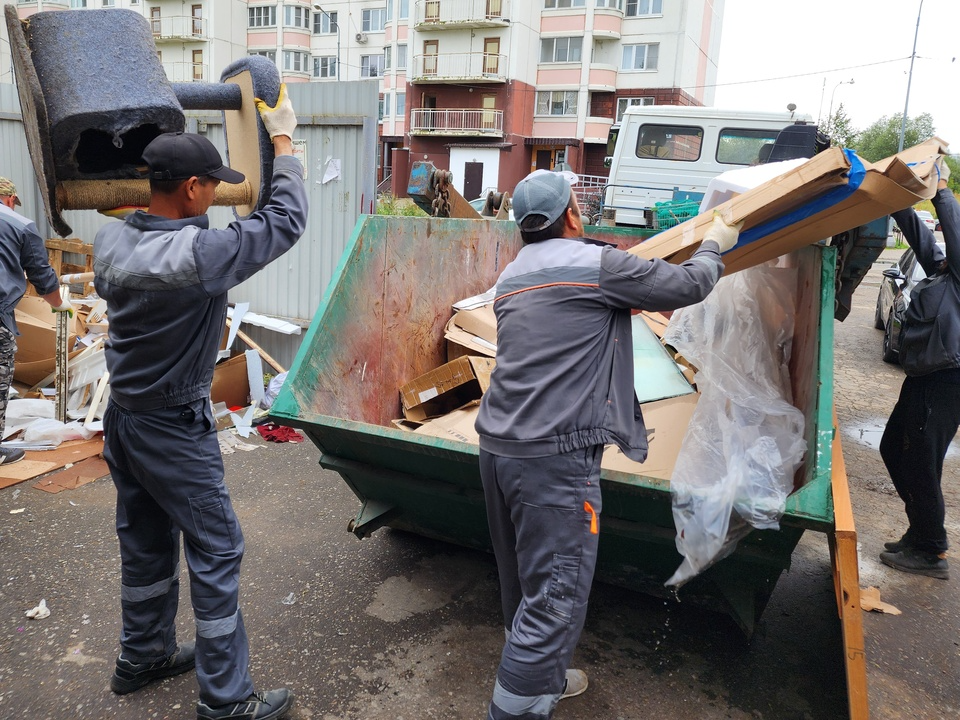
top-left (663, 263), bottom-right (807, 588)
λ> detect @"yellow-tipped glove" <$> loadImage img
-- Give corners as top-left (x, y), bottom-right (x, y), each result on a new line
top-left (936, 156), bottom-right (951, 184)
top-left (51, 300), bottom-right (74, 318)
top-left (255, 84), bottom-right (297, 140)
top-left (703, 211), bottom-right (744, 253)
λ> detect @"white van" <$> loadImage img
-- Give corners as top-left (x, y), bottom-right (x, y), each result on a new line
top-left (604, 105), bottom-right (814, 227)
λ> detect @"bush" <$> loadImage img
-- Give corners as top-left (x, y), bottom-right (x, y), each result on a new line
top-left (376, 193), bottom-right (428, 217)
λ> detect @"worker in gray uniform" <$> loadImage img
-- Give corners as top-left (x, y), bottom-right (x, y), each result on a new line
top-left (0, 176), bottom-right (73, 465)
top-left (94, 87), bottom-right (305, 720)
top-left (475, 169), bottom-right (741, 720)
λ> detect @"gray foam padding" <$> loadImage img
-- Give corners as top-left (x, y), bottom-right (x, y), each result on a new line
top-left (23, 8), bottom-right (184, 180)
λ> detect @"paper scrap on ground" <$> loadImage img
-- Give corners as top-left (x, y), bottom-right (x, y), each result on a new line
top-left (25, 599), bottom-right (50, 619)
top-left (860, 586), bottom-right (901, 615)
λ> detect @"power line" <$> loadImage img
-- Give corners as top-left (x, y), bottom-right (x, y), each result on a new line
top-left (692, 56), bottom-right (911, 91)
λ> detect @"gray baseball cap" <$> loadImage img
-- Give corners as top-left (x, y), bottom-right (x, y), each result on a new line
top-left (513, 170), bottom-right (576, 232)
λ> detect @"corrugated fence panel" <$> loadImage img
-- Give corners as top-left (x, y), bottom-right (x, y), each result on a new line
top-left (0, 80), bottom-right (379, 370)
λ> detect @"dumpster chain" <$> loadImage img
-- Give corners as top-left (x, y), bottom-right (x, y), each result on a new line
top-left (431, 170), bottom-right (453, 218)
top-left (833, 231), bottom-right (848, 314)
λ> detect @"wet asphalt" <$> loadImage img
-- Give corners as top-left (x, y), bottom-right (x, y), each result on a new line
top-left (0, 246), bottom-right (956, 720)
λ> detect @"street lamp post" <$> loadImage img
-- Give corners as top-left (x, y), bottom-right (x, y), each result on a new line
top-left (898, 0), bottom-right (924, 153)
top-left (827, 78), bottom-right (855, 134)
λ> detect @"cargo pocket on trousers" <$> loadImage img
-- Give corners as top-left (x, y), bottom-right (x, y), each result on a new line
top-left (189, 489), bottom-right (238, 553)
top-left (545, 554), bottom-right (581, 621)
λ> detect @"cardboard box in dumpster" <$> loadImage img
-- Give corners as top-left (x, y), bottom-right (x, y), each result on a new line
top-left (399, 355), bottom-right (495, 422)
top-left (630, 138), bottom-right (945, 273)
top-left (13, 295), bottom-right (81, 386)
top-left (413, 401), bottom-right (481, 444)
top-left (444, 316), bottom-right (496, 361)
top-left (453, 304), bottom-right (497, 346)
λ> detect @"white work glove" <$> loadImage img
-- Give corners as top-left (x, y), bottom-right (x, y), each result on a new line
top-left (51, 299), bottom-right (74, 318)
top-left (936, 156), bottom-right (951, 184)
top-left (702, 212), bottom-right (744, 253)
top-left (255, 84), bottom-right (297, 140)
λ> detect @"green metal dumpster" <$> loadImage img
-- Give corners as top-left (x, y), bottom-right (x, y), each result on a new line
top-left (270, 215), bottom-right (839, 636)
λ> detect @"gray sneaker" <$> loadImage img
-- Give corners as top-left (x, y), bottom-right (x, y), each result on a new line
top-left (880, 548), bottom-right (949, 580)
top-left (197, 688), bottom-right (294, 720)
top-left (560, 669), bottom-right (588, 699)
top-left (0, 447), bottom-right (25, 465)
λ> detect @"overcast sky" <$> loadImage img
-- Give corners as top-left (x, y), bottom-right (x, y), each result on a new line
top-left (712, 0), bottom-right (960, 153)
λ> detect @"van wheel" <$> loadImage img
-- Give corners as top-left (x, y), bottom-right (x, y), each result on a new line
top-left (882, 312), bottom-right (900, 364)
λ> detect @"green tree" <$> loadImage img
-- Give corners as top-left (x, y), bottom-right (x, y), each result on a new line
top-left (944, 155), bottom-right (960, 194)
top-left (851, 112), bottom-right (935, 162)
top-left (825, 102), bottom-right (857, 149)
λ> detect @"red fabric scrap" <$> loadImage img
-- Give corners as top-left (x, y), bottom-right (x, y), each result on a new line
top-left (256, 422), bottom-right (304, 443)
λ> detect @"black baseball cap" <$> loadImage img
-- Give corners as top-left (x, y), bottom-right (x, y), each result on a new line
top-left (142, 132), bottom-right (245, 184)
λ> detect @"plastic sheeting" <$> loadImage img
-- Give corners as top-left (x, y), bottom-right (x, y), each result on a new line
top-left (663, 264), bottom-right (807, 588)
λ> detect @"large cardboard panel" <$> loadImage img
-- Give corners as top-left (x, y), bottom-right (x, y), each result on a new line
top-left (628, 139), bottom-right (944, 273)
top-left (452, 304), bottom-right (497, 346)
top-left (412, 402), bottom-right (481, 444)
top-left (211, 354), bottom-right (251, 409)
top-left (399, 355), bottom-right (496, 422)
top-left (13, 296), bottom-right (81, 386)
top-left (601, 393), bottom-right (700, 481)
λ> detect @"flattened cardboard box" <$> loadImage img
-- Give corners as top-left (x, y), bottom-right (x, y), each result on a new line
top-left (13, 295), bottom-right (80, 386)
top-left (453, 304), bottom-right (497, 346)
top-left (630, 139), bottom-right (945, 273)
top-left (444, 316), bottom-right (496, 361)
top-left (399, 355), bottom-right (496, 422)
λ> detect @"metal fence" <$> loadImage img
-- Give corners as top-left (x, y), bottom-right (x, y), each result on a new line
top-left (0, 80), bottom-right (379, 370)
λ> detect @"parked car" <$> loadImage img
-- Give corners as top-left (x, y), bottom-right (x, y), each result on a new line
top-left (875, 241), bottom-right (946, 364)
top-left (916, 210), bottom-right (937, 233)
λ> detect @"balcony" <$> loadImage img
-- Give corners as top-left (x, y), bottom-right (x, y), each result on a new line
top-left (162, 61), bottom-right (209, 83)
top-left (413, 0), bottom-right (510, 29)
top-left (409, 108), bottom-right (504, 137)
top-left (150, 16), bottom-right (207, 42)
top-left (411, 52), bottom-right (507, 83)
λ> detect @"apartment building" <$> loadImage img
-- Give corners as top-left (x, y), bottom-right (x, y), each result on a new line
top-left (3, 0), bottom-right (725, 200)
top-left (293, 0), bottom-right (725, 199)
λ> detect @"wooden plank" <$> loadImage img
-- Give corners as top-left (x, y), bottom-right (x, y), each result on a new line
top-left (830, 419), bottom-right (870, 720)
top-left (0, 438), bottom-right (104, 489)
top-left (44, 238), bottom-right (93, 255)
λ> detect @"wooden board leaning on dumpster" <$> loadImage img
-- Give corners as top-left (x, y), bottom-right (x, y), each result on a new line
top-left (628, 138), bottom-right (946, 271)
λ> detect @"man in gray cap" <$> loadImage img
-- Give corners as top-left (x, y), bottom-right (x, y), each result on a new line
top-left (0, 176), bottom-right (73, 465)
top-left (476, 169), bottom-right (740, 720)
top-left (94, 85), bottom-right (304, 720)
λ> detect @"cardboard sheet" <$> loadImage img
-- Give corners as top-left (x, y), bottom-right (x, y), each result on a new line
top-left (33, 456), bottom-right (110, 493)
top-left (629, 138), bottom-right (946, 273)
top-left (0, 438), bottom-right (105, 489)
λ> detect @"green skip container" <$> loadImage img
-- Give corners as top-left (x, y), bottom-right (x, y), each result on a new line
top-left (270, 215), bottom-right (841, 637)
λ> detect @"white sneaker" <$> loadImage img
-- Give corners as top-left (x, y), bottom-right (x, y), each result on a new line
top-left (560, 669), bottom-right (588, 699)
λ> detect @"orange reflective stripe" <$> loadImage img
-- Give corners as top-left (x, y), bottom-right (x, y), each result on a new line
top-left (584, 500), bottom-right (598, 535)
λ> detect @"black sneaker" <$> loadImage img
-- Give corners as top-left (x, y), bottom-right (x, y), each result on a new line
top-left (0, 447), bottom-right (25, 465)
top-left (883, 533), bottom-right (915, 553)
top-left (879, 548), bottom-right (949, 580)
top-left (110, 642), bottom-right (196, 694)
top-left (197, 688), bottom-right (293, 720)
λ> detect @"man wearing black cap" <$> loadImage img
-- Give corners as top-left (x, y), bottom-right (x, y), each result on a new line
top-left (94, 86), bottom-right (305, 720)
top-left (476, 169), bottom-right (741, 720)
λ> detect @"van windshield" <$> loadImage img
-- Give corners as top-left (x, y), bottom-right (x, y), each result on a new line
top-left (634, 124), bottom-right (703, 161)
top-left (717, 127), bottom-right (784, 165)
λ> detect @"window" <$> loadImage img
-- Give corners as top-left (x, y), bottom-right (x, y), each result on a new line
top-left (102, 0), bottom-right (115, 6)
top-left (149, 5), bottom-right (160, 32)
top-left (622, 43), bottom-right (658, 70)
top-left (192, 5), bottom-right (202, 35)
top-left (314, 10), bottom-right (338, 33)
top-left (536, 90), bottom-right (578, 116)
top-left (399, 0), bottom-right (409, 19)
top-left (384, 46), bottom-right (392, 70)
top-left (192, 49), bottom-right (204, 81)
top-left (386, 0), bottom-right (393, 20)
top-left (284, 50), bottom-right (309, 73)
top-left (378, 95), bottom-right (385, 121)
top-left (596, 0), bottom-right (622, 8)
top-left (545, 0), bottom-right (585, 7)
top-left (314, 56), bottom-right (337, 78)
top-left (248, 6), bottom-right (277, 28)
top-left (625, 0), bottom-right (662, 15)
top-left (717, 128), bottom-right (783, 165)
top-left (396, 92), bottom-right (406, 116)
top-left (361, 54), bottom-right (386, 77)
top-left (397, 44), bottom-right (407, 69)
top-left (250, 50), bottom-right (277, 62)
top-left (634, 124), bottom-right (702, 161)
top-left (383, 93), bottom-right (392, 119)
top-left (362, 7), bottom-right (386, 32)
top-left (70, 0), bottom-right (87, 7)
top-left (540, 37), bottom-right (582, 63)
top-left (284, 6), bottom-right (311, 29)
top-left (616, 96), bottom-right (654, 122)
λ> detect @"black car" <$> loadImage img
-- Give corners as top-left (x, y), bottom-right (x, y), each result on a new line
top-left (875, 241), bottom-right (946, 364)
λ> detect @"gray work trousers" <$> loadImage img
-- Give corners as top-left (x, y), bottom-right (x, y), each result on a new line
top-left (480, 446), bottom-right (603, 720)
top-left (0, 326), bottom-right (15, 438)
top-left (104, 398), bottom-right (255, 707)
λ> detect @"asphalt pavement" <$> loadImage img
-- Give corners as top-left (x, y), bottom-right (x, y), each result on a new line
top-left (0, 245), bottom-right (956, 720)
